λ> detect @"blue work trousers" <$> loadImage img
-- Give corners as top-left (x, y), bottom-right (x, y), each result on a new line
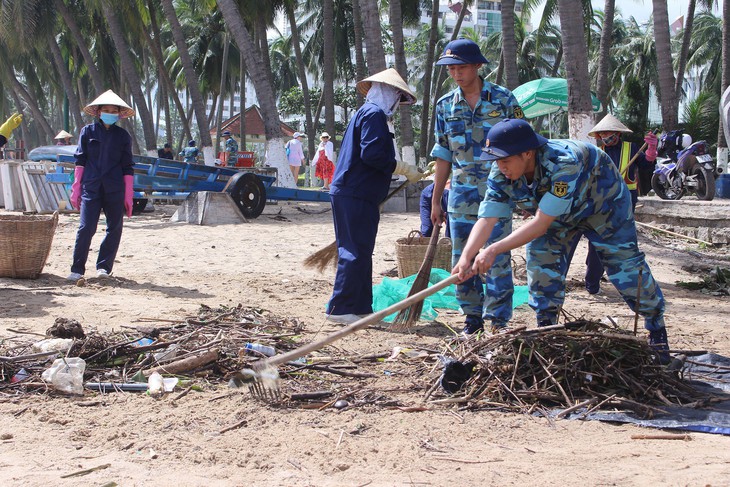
top-left (450, 212), bottom-right (513, 326)
top-left (71, 186), bottom-right (125, 275)
top-left (326, 194), bottom-right (380, 316)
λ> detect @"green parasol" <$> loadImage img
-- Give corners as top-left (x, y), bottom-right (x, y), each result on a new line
top-left (513, 78), bottom-right (602, 119)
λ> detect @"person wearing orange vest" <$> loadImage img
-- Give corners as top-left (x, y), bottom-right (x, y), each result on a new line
top-left (570, 114), bottom-right (657, 295)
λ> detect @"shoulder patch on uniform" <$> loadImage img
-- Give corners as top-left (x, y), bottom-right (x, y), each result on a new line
top-left (552, 181), bottom-right (568, 197)
top-left (487, 110), bottom-right (502, 118)
top-left (513, 106), bottom-right (524, 119)
top-left (445, 117), bottom-right (460, 122)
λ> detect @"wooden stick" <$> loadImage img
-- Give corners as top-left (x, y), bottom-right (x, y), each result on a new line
top-left (219, 419), bottom-right (248, 434)
top-left (630, 434), bottom-right (691, 441)
top-left (636, 221), bottom-right (713, 246)
top-left (171, 385), bottom-right (195, 402)
top-left (620, 141), bottom-right (648, 177)
top-left (633, 269), bottom-right (642, 336)
top-left (143, 349), bottom-right (219, 377)
top-left (60, 463), bottom-right (111, 478)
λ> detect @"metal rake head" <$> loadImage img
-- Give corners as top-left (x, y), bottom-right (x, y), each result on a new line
top-left (228, 365), bottom-right (282, 402)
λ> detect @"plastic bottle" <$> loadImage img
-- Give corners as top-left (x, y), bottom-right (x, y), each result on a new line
top-left (147, 372), bottom-right (164, 396)
top-left (244, 343), bottom-right (276, 357)
top-left (41, 357), bottom-right (86, 395)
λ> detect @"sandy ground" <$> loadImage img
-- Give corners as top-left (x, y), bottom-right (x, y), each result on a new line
top-left (1, 198), bottom-right (729, 486)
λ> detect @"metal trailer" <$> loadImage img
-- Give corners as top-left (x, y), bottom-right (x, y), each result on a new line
top-left (52, 154), bottom-right (330, 219)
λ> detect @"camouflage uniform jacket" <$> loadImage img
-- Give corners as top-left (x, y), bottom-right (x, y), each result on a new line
top-left (479, 140), bottom-right (621, 223)
top-left (430, 78), bottom-right (523, 215)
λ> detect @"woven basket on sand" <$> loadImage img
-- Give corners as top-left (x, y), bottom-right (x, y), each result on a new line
top-left (395, 230), bottom-right (452, 279)
top-left (0, 212), bottom-right (58, 279)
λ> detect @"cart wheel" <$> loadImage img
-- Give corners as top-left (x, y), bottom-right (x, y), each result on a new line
top-left (227, 172), bottom-right (266, 219)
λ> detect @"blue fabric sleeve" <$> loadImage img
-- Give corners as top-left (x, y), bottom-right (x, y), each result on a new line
top-left (478, 200), bottom-right (512, 218)
top-left (74, 125), bottom-right (88, 167)
top-left (359, 110), bottom-right (396, 173)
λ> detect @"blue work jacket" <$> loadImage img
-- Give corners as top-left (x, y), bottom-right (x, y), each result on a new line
top-left (75, 121), bottom-right (134, 194)
top-left (330, 102), bottom-right (396, 204)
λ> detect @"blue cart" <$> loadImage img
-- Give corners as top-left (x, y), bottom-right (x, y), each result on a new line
top-left (55, 154), bottom-right (330, 219)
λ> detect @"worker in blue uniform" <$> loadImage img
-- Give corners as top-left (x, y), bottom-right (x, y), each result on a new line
top-left (569, 114), bottom-right (658, 294)
top-left (222, 130), bottom-right (238, 166)
top-left (180, 140), bottom-right (199, 163)
top-left (419, 181), bottom-right (450, 238)
top-left (0, 112), bottom-right (22, 148)
top-left (430, 38), bottom-right (524, 335)
top-left (452, 119), bottom-right (670, 363)
top-left (325, 68), bottom-right (424, 324)
top-left (67, 90), bottom-right (135, 281)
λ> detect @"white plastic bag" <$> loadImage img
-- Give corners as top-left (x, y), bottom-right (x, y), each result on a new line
top-left (41, 357), bottom-right (86, 395)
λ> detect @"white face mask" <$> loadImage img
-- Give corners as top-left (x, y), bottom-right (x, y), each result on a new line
top-left (365, 83), bottom-right (402, 117)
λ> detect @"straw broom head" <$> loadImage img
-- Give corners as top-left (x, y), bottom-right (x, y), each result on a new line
top-left (303, 240), bottom-right (338, 272)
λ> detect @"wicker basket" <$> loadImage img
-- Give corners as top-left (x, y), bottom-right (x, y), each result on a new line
top-left (395, 230), bottom-right (453, 278)
top-left (0, 212), bottom-right (58, 279)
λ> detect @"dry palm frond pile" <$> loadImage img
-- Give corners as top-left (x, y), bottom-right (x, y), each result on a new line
top-left (429, 321), bottom-right (712, 417)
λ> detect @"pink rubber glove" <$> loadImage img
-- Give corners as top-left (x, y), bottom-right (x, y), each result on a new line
top-left (70, 166), bottom-right (84, 210)
top-left (644, 132), bottom-right (658, 161)
top-left (124, 175), bottom-right (134, 217)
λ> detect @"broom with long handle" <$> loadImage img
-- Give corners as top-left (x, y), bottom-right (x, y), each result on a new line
top-left (303, 166), bottom-right (434, 272)
top-left (391, 224), bottom-right (443, 329)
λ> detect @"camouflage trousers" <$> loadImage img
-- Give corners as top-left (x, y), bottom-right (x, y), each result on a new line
top-left (450, 212), bottom-right (514, 326)
top-left (526, 186), bottom-right (665, 330)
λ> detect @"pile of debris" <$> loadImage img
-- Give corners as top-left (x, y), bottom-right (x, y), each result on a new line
top-left (677, 265), bottom-right (730, 295)
top-left (429, 321), bottom-right (713, 417)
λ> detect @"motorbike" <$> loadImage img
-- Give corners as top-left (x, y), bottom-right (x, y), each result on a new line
top-left (651, 131), bottom-right (720, 201)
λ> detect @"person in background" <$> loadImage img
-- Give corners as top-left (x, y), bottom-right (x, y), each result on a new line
top-left (453, 119), bottom-right (670, 364)
top-left (430, 38), bottom-right (524, 336)
top-left (420, 180), bottom-right (450, 238)
top-left (67, 90), bottom-right (135, 281)
top-left (222, 130), bottom-right (238, 166)
top-left (313, 132), bottom-right (335, 190)
top-left (0, 112), bottom-right (22, 148)
top-left (569, 114), bottom-right (658, 295)
top-left (158, 143), bottom-right (174, 160)
top-left (325, 68), bottom-right (423, 324)
top-left (285, 132), bottom-right (306, 183)
top-left (179, 139), bottom-right (199, 164)
top-left (54, 130), bottom-right (73, 146)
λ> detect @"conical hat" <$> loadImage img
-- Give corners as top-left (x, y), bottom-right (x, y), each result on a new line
top-left (588, 114), bottom-right (632, 137)
top-left (356, 68), bottom-right (417, 105)
top-left (54, 130), bottom-right (73, 140)
top-left (83, 90), bottom-right (135, 119)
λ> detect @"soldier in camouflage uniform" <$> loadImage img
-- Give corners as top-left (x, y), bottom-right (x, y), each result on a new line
top-left (453, 119), bottom-right (670, 363)
top-left (429, 39), bottom-right (524, 335)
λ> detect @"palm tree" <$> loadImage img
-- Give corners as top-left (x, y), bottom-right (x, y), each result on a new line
top-left (389, 0), bottom-right (416, 164)
top-left (101, 0), bottom-right (158, 155)
top-left (359, 0), bottom-right (386, 73)
top-left (217, 0), bottom-right (295, 188)
top-left (323, 0), bottom-right (336, 141)
top-left (594, 0), bottom-right (615, 119)
top-left (501, 0), bottom-right (518, 90)
top-left (557, 0), bottom-right (594, 140)
top-left (418, 0), bottom-right (442, 160)
top-left (284, 1), bottom-right (315, 157)
top-left (721, 0), bottom-right (729, 151)
top-left (351, 0), bottom-right (367, 107)
top-left (651, 0), bottom-right (678, 130)
top-left (53, 0), bottom-right (104, 95)
top-left (160, 0), bottom-right (214, 164)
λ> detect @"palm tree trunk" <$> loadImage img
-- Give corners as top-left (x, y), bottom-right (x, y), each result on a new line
top-left (718, 0), bottom-right (729, 166)
top-left (103, 0), bottom-right (157, 155)
top-left (255, 15), bottom-right (275, 91)
top-left (10, 73), bottom-right (55, 141)
top-left (674, 0), bottom-right (696, 100)
top-left (652, 0), bottom-right (679, 130)
top-left (389, 0), bottom-right (415, 164)
top-left (218, 0), bottom-right (294, 188)
top-left (53, 0), bottom-right (104, 95)
top-left (240, 50), bottom-right (247, 150)
top-left (352, 0), bottom-right (367, 108)
top-left (286, 1), bottom-right (315, 159)
top-left (145, 0), bottom-right (192, 142)
top-left (47, 36), bottom-right (84, 133)
top-left (418, 0), bottom-right (440, 160)
top-left (359, 0), bottom-right (386, 73)
top-left (557, 0), bottom-right (594, 140)
top-left (501, 0), bottom-right (518, 90)
top-left (164, 86), bottom-right (172, 149)
top-left (214, 32), bottom-right (231, 157)
top-left (323, 0), bottom-right (336, 141)
top-left (160, 0), bottom-right (215, 164)
top-left (595, 0), bottom-right (615, 120)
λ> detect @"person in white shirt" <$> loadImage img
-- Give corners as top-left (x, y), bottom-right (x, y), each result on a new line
top-left (285, 132), bottom-right (306, 183)
top-left (312, 132), bottom-right (335, 190)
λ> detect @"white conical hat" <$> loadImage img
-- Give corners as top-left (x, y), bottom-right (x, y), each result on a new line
top-left (54, 130), bottom-right (73, 139)
top-left (588, 113), bottom-right (633, 137)
top-left (83, 90), bottom-right (135, 119)
top-left (356, 68), bottom-right (417, 105)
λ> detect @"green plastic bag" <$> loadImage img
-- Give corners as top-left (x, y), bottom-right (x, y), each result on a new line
top-left (372, 268), bottom-right (529, 323)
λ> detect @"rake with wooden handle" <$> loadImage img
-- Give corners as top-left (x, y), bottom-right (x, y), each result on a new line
top-left (232, 273), bottom-right (461, 401)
